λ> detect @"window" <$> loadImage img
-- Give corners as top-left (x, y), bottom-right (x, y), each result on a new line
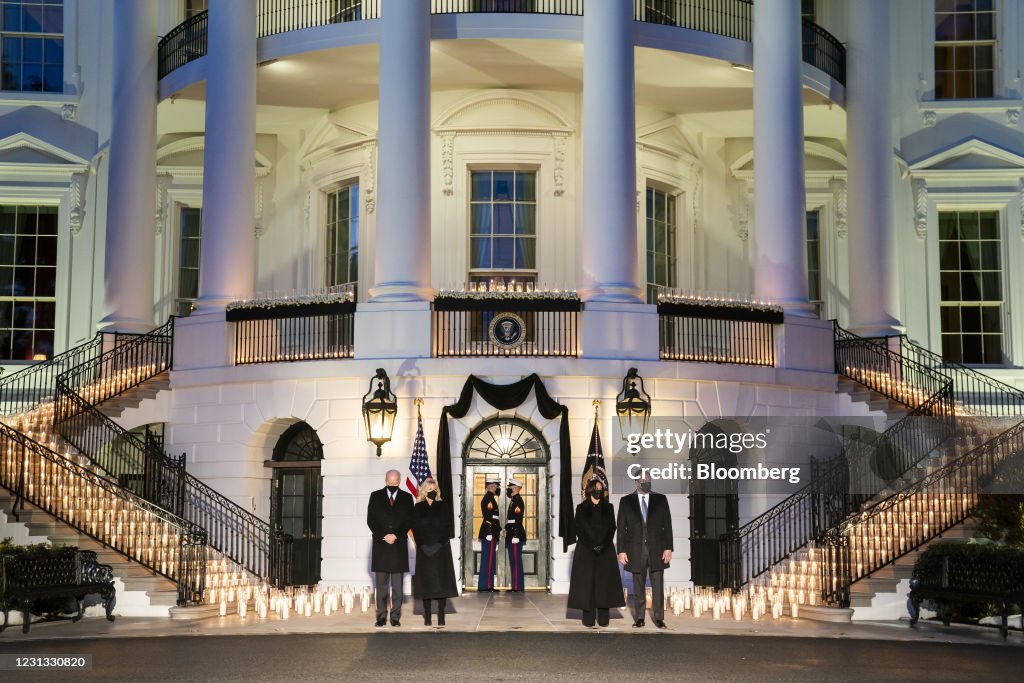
top-left (1, 0), bottom-right (63, 93)
top-left (935, 0), bottom-right (995, 99)
top-left (331, 0), bottom-right (363, 22)
top-left (176, 207), bottom-right (201, 317)
top-left (469, 170), bottom-right (536, 288)
top-left (471, 0), bottom-right (537, 12)
top-left (325, 184), bottom-right (358, 292)
top-left (939, 211), bottom-right (1003, 364)
top-left (806, 210), bottom-right (823, 318)
top-left (184, 0), bottom-right (207, 19)
top-left (0, 205), bottom-right (56, 360)
top-left (646, 186), bottom-right (677, 304)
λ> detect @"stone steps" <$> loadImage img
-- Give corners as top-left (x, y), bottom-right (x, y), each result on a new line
top-left (0, 490), bottom-right (178, 618)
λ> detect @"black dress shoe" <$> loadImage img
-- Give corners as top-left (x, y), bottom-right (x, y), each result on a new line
top-left (375, 618), bottom-right (386, 627)
top-left (632, 620), bottom-right (645, 628)
top-left (653, 619), bottom-right (667, 629)
top-left (391, 619), bottom-right (401, 627)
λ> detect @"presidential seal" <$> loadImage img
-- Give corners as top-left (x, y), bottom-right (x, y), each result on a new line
top-left (488, 312), bottom-right (526, 350)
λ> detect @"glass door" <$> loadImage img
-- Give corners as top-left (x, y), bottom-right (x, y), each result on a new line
top-left (272, 467), bottom-right (323, 585)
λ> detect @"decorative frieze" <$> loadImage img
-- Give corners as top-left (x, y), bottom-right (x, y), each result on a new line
top-left (829, 178), bottom-right (847, 239)
top-left (68, 171), bottom-right (88, 235)
top-left (154, 172), bottom-right (172, 236)
top-left (913, 178), bottom-right (928, 239)
top-left (552, 133), bottom-right (567, 196)
top-left (440, 133), bottom-right (455, 196)
top-left (362, 141), bottom-right (377, 213)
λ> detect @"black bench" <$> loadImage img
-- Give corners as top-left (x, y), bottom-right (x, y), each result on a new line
top-left (1, 547), bottom-right (116, 634)
top-left (908, 553), bottom-right (1024, 639)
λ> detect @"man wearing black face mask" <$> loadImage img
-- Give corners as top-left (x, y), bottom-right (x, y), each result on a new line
top-left (505, 479), bottom-right (527, 592)
top-left (367, 469), bottom-right (414, 627)
top-left (477, 478), bottom-right (501, 592)
top-left (616, 474), bottom-right (673, 628)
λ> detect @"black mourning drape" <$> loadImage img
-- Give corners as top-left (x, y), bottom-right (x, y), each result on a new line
top-left (435, 374), bottom-right (575, 551)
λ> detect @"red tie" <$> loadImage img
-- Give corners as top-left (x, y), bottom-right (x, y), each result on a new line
top-left (389, 493), bottom-right (394, 507)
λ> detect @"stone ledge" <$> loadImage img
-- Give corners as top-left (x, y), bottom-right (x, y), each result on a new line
top-left (798, 605), bottom-right (853, 623)
top-left (168, 604), bottom-right (221, 620)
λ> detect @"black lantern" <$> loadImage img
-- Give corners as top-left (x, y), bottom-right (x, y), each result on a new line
top-left (616, 367), bottom-right (651, 437)
top-left (362, 368), bottom-right (397, 457)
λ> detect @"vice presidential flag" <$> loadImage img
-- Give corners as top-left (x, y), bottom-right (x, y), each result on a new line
top-left (581, 419), bottom-right (609, 496)
top-left (406, 415), bottom-right (432, 497)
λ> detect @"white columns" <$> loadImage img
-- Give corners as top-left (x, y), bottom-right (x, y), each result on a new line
top-left (847, 0), bottom-right (902, 336)
top-left (194, 0), bottom-right (257, 312)
top-left (580, 0), bottom-right (642, 304)
top-left (369, 0), bottom-right (431, 302)
top-left (99, 0), bottom-right (157, 333)
top-left (752, 0), bottom-right (813, 315)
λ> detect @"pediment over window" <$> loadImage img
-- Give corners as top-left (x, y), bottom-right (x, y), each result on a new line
top-left (907, 138), bottom-right (1024, 175)
top-left (433, 91), bottom-right (573, 134)
top-left (637, 119), bottom-right (700, 163)
top-left (0, 132), bottom-right (89, 174)
top-left (298, 116), bottom-right (376, 167)
top-left (156, 135), bottom-right (272, 177)
top-left (729, 141), bottom-right (847, 180)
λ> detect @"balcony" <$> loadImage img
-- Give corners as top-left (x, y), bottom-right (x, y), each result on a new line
top-left (431, 290), bottom-right (581, 358)
top-left (657, 294), bottom-right (783, 366)
top-left (226, 291), bottom-right (356, 365)
top-left (157, 0), bottom-right (845, 85)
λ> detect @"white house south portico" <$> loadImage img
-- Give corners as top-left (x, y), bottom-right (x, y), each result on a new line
top-left (1, 0), bottom-right (1022, 633)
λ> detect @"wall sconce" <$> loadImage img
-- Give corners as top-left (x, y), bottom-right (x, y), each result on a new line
top-left (362, 368), bottom-right (397, 457)
top-left (616, 368), bottom-right (651, 437)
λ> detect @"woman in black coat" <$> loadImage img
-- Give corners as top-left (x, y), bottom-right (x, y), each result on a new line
top-left (567, 479), bottom-right (625, 627)
top-left (412, 478), bottom-right (458, 626)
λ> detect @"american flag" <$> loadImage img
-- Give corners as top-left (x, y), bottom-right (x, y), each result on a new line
top-left (405, 415), bottom-right (432, 496)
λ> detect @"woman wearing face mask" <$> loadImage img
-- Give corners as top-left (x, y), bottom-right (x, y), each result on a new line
top-left (567, 478), bottom-right (624, 627)
top-left (412, 478), bottom-right (458, 626)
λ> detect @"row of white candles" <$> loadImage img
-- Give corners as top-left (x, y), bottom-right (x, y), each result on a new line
top-left (214, 583), bottom-right (375, 620)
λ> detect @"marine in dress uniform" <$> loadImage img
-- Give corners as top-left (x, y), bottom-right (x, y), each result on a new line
top-left (477, 478), bottom-right (502, 591)
top-left (505, 479), bottom-right (527, 592)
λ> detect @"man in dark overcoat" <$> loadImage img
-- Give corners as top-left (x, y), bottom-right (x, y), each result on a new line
top-left (366, 469), bottom-right (414, 626)
top-left (617, 473), bottom-right (673, 628)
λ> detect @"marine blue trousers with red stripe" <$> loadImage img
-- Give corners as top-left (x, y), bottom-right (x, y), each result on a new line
top-left (478, 537), bottom-right (498, 591)
top-left (507, 541), bottom-right (524, 591)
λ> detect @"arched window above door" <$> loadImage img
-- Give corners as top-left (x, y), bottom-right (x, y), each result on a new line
top-left (463, 417), bottom-right (549, 463)
top-left (272, 422), bottom-right (324, 462)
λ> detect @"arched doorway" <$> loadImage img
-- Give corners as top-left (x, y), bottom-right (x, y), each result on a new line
top-left (268, 422), bottom-right (323, 585)
top-left (462, 417), bottom-right (550, 590)
top-left (688, 422), bottom-right (740, 588)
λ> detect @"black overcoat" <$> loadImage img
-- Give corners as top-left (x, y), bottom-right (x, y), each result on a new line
top-left (616, 491), bottom-right (674, 573)
top-left (567, 499), bottom-right (625, 610)
top-left (366, 487), bottom-right (414, 572)
top-left (411, 499), bottom-right (459, 600)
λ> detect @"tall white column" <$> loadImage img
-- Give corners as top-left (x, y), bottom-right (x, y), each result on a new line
top-left (752, 0), bottom-right (813, 315)
top-left (99, 0), bottom-right (157, 333)
top-left (369, 0), bottom-right (431, 302)
top-left (194, 0), bottom-right (257, 312)
top-left (847, 0), bottom-right (902, 336)
top-left (580, 0), bottom-right (641, 303)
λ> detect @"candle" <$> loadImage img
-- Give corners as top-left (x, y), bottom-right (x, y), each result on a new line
top-left (219, 600), bottom-right (227, 617)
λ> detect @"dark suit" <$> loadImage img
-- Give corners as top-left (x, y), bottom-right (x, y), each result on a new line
top-left (616, 491), bottom-right (673, 622)
top-left (366, 487), bottom-right (414, 622)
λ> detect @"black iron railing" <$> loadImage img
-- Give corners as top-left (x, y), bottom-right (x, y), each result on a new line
top-left (0, 333), bottom-right (106, 417)
top-left (0, 423), bottom-right (207, 606)
top-left (658, 302), bottom-right (781, 366)
top-left (802, 17), bottom-right (846, 86)
top-left (228, 301), bottom-right (355, 365)
top-left (894, 336), bottom-right (1024, 417)
top-left (634, 0), bottom-right (751, 41)
top-left (157, 9), bottom-right (208, 79)
top-left (432, 297), bottom-right (581, 357)
top-left (834, 325), bottom-right (953, 411)
top-left (257, 0), bottom-right (379, 38)
top-left (158, 1), bottom-right (846, 87)
top-left (820, 419), bottom-right (1024, 606)
top-left (51, 322), bottom-right (291, 587)
top-left (717, 324), bottom-right (955, 590)
top-left (433, 0), bottom-right (582, 14)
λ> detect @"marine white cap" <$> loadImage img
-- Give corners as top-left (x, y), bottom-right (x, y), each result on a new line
top-left (485, 477), bottom-right (500, 485)
top-left (508, 479), bottom-right (523, 487)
